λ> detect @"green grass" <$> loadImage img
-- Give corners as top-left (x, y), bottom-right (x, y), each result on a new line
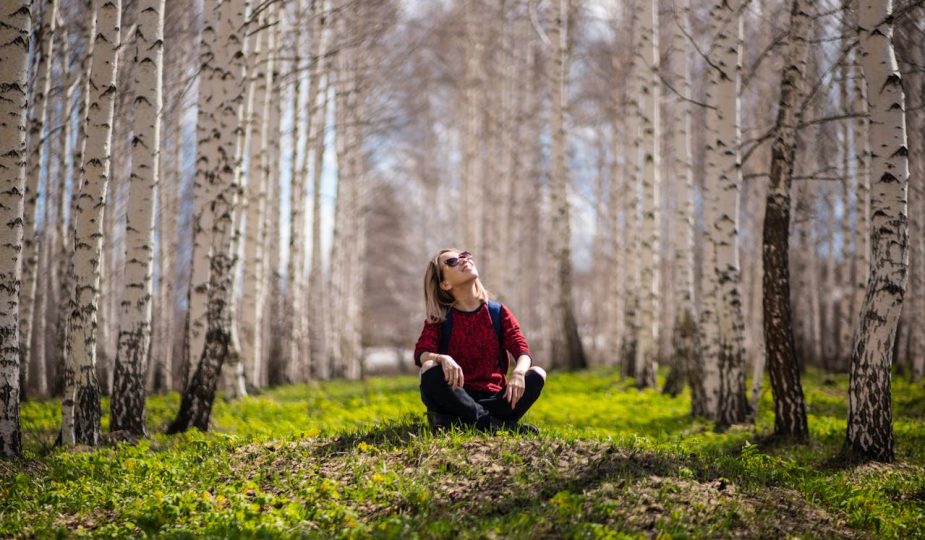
top-left (2, 368), bottom-right (924, 538)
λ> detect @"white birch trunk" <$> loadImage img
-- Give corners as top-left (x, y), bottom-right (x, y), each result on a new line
top-left (21, 0), bottom-right (57, 398)
top-left (285, 0), bottom-right (306, 384)
top-left (0, 0), bottom-right (31, 458)
top-left (327, 0), bottom-right (350, 379)
top-left (240, 4), bottom-right (275, 389)
top-left (851, 41), bottom-right (871, 365)
top-left (344, 1), bottom-right (366, 380)
top-left (110, 0), bottom-right (164, 436)
top-left (837, 21), bottom-right (855, 369)
top-left (307, 15), bottom-right (329, 381)
top-left (666, 0), bottom-right (701, 399)
top-left (186, 0), bottom-right (223, 385)
top-left (170, 0), bottom-right (248, 432)
top-left (547, 0), bottom-right (585, 371)
top-left (634, 0), bottom-right (660, 388)
top-left (461, 0), bottom-right (483, 255)
top-left (61, 0), bottom-right (121, 447)
top-left (704, 0), bottom-right (748, 426)
top-left (846, 0), bottom-right (910, 462)
top-left (823, 188), bottom-right (838, 367)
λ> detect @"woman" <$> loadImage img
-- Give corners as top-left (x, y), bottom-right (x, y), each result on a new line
top-left (413, 248), bottom-right (546, 432)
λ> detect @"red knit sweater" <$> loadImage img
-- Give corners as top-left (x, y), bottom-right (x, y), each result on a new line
top-left (413, 303), bottom-right (531, 393)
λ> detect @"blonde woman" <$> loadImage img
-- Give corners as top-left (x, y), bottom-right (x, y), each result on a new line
top-left (413, 248), bottom-right (546, 432)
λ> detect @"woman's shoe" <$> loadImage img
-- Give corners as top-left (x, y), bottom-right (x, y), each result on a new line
top-left (426, 411), bottom-right (458, 430)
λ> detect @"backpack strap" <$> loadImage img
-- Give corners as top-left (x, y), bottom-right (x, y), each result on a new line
top-left (438, 308), bottom-right (453, 355)
top-left (438, 301), bottom-right (510, 374)
top-left (486, 301), bottom-right (510, 374)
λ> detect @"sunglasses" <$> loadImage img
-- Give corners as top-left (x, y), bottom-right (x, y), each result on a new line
top-left (442, 251), bottom-right (472, 268)
top-left (438, 251), bottom-right (472, 281)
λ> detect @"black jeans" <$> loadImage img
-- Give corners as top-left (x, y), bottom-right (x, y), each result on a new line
top-left (419, 364), bottom-right (544, 428)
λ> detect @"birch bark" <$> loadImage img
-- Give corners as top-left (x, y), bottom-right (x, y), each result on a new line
top-left (21, 0), bottom-right (57, 399)
top-left (0, 0), bottom-right (31, 458)
top-left (547, 0), bottom-right (585, 371)
top-left (240, 4), bottom-right (274, 389)
top-left (169, 0), bottom-right (248, 432)
top-left (846, 0), bottom-right (910, 462)
top-left (61, 0), bottom-right (122, 447)
top-left (110, 0), bottom-right (165, 436)
top-left (634, 0), bottom-right (660, 388)
top-left (666, 0), bottom-right (701, 399)
top-left (762, 0), bottom-right (810, 440)
top-left (704, 0), bottom-right (748, 426)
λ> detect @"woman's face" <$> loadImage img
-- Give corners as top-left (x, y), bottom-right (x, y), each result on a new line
top-left (438, 250), bottom-right (478, 289)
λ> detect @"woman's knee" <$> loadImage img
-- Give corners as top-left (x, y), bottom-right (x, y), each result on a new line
top-left (527, 366), bottom-right (547, 382)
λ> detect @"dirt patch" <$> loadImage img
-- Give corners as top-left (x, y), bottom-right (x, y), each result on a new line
top-left (225, 436), bottom-right (870, 538)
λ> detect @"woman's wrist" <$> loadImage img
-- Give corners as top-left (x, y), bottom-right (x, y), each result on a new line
top-left (513, 354), bottom-right (531, 376)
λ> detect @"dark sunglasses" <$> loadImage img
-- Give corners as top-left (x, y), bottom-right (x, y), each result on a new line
top-left (442, 251), bottom-right (472, 268)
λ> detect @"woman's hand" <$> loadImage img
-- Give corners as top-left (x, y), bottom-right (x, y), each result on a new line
top-left (505, 370), bottom-right (527, 408)
top-left (436, 354), bottom-right (464, 390)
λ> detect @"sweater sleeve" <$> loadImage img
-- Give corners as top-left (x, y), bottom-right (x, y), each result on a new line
top-left (413, 321), bottom-right (441, 367)
top-left (500, 305), bottom-right (531, 359)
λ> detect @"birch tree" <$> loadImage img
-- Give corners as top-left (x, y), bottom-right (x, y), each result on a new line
top-left (667, 0), bottom-right (702, 399)
top-left (547, 0), bottom-right (586, 371)
top-left (0, 0), bottom-right (31, 458)
top-left (61, 0), bottom-right (122, 447)
top-left (703, 0), bottom-right (748, 426)
top-left (307, 8), bottom-right (329, 381)
top-left (620, 1), bottom-right (640, 378)
top-left (240, 3), bottom-right (276, 389)
top-left (21, 0), bottom-right (57, 399)
top-left (169, 0), bottom-right (247, 433)
top-left (761, 0), bottom-right (810, 440)
top-left (634, 0), bottom-right (660, 388)
top-left (286, 0), bottom-right (307, 384)
top-left (110, 0), bottom-right (165, 436)
top-left (846, 0), bottom-right (909, 462)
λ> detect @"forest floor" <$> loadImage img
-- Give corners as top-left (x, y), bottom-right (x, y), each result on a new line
top-left (2, 368), bottom-right (924, 539)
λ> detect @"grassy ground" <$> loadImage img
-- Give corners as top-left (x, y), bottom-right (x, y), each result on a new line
top-left (2, 368), bottom-right (924, 539)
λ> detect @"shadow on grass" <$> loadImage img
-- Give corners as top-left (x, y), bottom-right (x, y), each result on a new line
top-left (317, 416), bottom-right (430, 455)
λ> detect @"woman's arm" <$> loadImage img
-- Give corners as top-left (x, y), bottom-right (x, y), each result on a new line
top-left (413, 322), bottom-right (441, 367)
top-left (512, 354), bottom-right (532, 375)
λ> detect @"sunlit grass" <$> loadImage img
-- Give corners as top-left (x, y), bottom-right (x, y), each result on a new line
top-left (3, 367), bottom-right (923, 538)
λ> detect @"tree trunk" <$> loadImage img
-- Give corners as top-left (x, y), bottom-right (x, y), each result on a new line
top-left (664, 0), bottom-right (701, 399)
top-left (461, 0), bottom-right (483, 257)
top-left (633, 0), bottom-right (660, 388)
top-left (170, 0), bottom-right (247, 433)
top-left (705, 0), bottom-right (748, 427)
top-left (307, 10), bottom-right (328, 381)
top-left (547, 0), bottom-right (585, 371)
top-left (21, 0), bottom-right (58, 402)
top-left (850, 24), bottom-right (871, 374)
top-left (264, 27), bottom-right (284, 387)
top-left (0, 0), bottom-right (31, 458)
top-left (286, 0), bottom-right (306, 385)
top-left (110, 0), bottom-right (164, 437)
top-left (846, 0), bottom-right (910, 463)
top-left (240, 3), bottom-right (274, 390)
top-left (762, 0), bottom-right (810, 441)
top-left (61, 0), bottom-right (122, 447)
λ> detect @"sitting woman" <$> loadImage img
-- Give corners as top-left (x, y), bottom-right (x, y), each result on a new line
top-left (413, 248), bottom-right (546, 432)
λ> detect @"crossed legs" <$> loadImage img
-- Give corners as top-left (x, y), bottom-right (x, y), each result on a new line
top-left (418, 361), bottom-right (546, 428)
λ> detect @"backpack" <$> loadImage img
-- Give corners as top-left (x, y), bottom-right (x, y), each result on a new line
top-left (438, 300), bottom-right (510, 375)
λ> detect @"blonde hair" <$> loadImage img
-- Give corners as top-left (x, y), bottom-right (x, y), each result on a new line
top-left (424, 248), bottom-right (491, 323)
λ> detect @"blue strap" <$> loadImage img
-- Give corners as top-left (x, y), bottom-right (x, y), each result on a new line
top-left (438, 301), bottom-right (508, 373)
top-left (438, 309), bottom-right (453, 355)
top-left (487, 301), bottom-right (509, 374)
